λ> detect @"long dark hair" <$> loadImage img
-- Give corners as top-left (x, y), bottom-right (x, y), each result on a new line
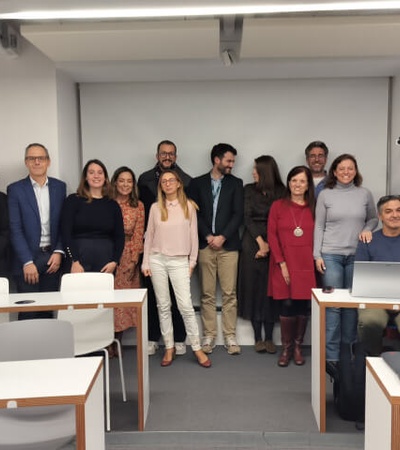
top-left (254, 155), bottom-right (285, 198)
top-left (285, 165), bottom-right (315, 215)
top-left (111, 166), bottom-right (139, 208)
top-left (325, 153), bottom-right (363, 189)
top-left (77, 159), bottom-right (111, 202)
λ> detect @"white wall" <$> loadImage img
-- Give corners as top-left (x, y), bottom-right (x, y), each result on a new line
top-left (80, 78), bottom-right (389, 203)
top-left (0, 38), bottom-right (59, 192)
top-left (56, 70), bottom-right (81, 194)
top-left (0, 38), bottom-right (80, 194)
top-left (390, 77), bottom-right (400, 195)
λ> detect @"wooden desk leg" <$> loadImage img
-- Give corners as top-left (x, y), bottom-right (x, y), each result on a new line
top-left (75, 367), bottom-right (105, 450)
top-left (320, 304), bottom-right (327, 433)
top-left (136, 293), bottom-right (149, 431)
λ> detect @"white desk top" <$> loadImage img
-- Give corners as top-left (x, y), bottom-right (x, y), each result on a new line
top-left (0, 357), bottom-right (103, 405)
top-left (0, 288), bottom-right (147, 312)
top-left (312, 288), bottom-right (400, 308)
top-left (367, 357), bottom-right (400, 399)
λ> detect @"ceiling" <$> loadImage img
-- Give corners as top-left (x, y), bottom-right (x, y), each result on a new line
top-left (2, 1), bottom-right (400, 82)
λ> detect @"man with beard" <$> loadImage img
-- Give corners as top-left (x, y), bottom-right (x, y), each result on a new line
top-left (138, 140), bottom-right (191, 356)
top-left (305, 140), bottom-right (329, 197)
top-left (189, 143), bottom-right (244, 355)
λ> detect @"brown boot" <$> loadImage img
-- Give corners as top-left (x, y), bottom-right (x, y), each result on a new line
top-left (293, 315), bottom-right (308, 366)
top-left (278, 316), bottom-right (296, 367)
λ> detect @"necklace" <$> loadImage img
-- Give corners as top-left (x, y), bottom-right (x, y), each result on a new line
top-left (290, 205), bottom-right (305, 238)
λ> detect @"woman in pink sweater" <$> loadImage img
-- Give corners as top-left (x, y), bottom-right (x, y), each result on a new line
top-left (142, 170), bottom-right (211, 368)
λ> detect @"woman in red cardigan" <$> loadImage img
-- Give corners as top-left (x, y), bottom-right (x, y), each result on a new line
top-left (268, 166), bottom-right (316, 367)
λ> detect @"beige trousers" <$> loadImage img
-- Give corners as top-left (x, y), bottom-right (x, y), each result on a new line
top-left (198, 247), bottom-right (239, 340)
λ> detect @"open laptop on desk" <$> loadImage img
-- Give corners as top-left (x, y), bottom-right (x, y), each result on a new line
top-left (351, 261), bottom-right (400, 299)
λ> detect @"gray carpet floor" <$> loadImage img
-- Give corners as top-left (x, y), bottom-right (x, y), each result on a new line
top-left (102, 346), bottom-right (364, 449)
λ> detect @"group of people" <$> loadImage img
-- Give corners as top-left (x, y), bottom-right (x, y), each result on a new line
top-left (0, 139), bottom-right (398, 374)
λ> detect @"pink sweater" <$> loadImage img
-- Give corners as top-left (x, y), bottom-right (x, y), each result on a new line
top-left (142, 200), bottom-right (198, 270)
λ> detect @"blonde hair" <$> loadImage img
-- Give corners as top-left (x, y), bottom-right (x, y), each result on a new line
top-left (157, 170), bottom-right (198, 221)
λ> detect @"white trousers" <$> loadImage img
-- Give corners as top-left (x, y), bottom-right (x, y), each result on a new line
top-left (149, 253), bottom-right (201, 351)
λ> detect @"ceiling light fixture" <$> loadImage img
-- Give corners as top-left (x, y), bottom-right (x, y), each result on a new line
top-left (1, 2), bottom-right (400, 20)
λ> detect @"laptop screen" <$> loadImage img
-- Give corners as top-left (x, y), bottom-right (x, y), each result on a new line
top-left (351, 261), bottom-right (400, 299)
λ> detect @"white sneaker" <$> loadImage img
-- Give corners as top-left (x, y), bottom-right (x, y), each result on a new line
top-left (148, 341), bottom-right (159, 356)
top-left (201, 337), bottom-right (216, 354)
top-left (224, 337), bottom-right (241, 355)
top-left (175, 342), bottom-right (187, 355)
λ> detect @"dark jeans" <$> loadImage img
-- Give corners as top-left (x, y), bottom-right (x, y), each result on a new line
top-left (15, 250), bottom-right (60, 320)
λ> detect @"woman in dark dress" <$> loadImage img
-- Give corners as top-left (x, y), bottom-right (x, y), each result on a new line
top-left (61, 159), bottom-right (124, 274)
top-left (237, 155), bottom-right (285, 353)
top-left (268, 166), bottom-right (316, 367)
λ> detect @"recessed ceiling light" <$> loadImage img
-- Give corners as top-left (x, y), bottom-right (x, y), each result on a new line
top-left (1, 2), bottom-right (400, 20)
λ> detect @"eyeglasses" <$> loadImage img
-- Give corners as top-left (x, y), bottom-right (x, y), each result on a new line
top-left (161, 178), bottom-right (177, 185)
top-left (25, 156), bottom-right (49, 162)
top-left (159, 152), bottom-right (176, 158)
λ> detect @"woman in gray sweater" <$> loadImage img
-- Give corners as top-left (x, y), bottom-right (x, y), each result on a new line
top-left (313, 154), bottom-right (378, 376)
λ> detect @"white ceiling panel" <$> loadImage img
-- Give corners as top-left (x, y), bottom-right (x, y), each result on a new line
top-left (21, 19), bottom-right (219, 61)
top-left (242, 15), bottom-right (400, 58)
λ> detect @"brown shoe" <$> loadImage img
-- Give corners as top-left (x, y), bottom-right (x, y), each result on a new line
top-left (255, 340), bottom-right (267, 353)
top-left (264, 340), bottom-right (277, 354)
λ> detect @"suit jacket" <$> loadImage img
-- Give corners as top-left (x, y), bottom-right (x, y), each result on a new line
top-left (7, 176), bottom-right (66, 274)
top-left (138, 164), bottom-right (191, 227)
top-left (189, 172), bottom-right (244, 251)
top-left (0, 192), bottom-right (10, 277)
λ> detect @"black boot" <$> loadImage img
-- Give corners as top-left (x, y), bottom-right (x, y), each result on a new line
top-left (294, 315), bottom-right (308, 366)
top-left (278, 316), bottom-right (296, 367)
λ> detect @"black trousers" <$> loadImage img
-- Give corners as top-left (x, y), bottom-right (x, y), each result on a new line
top-left (15, 249), bottom-right (60, 320)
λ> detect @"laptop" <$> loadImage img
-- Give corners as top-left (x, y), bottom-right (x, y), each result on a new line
top-left (351, 261), bottom-right (400, 299)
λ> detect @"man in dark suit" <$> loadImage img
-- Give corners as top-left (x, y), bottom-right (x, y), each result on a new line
top-left (138, 140), bottom-right (191, 356)
top-left (189, 143), bottom-right (244, 355)
top-left (7, 143), bottom-right (66, 319)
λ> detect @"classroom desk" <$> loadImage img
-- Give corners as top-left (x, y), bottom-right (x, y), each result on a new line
top-left (311, 288), bottom-right (400, 433)
top-left (0, 288), bottom-right (149, 431)
top-left (365, 357), bottom-right (400, 450)
top-left (0, 357), bottom-right (104, 450)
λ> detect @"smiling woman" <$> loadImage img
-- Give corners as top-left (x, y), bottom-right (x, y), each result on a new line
top-left (61, 159), bottom-right (125, 275)
top-left (313, 153), bottom-right (378, 375)
top-left (267, 165), bottom-right (316, 367)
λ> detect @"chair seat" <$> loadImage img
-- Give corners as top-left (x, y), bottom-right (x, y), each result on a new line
top-left (0, 405), bottom-right (75, 450)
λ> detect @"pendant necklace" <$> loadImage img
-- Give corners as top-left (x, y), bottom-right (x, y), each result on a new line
top-left (290, 205), bottom-right (305, 238)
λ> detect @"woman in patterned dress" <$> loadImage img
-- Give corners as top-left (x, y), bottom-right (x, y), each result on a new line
top-left (111, 166), bottom-right (145, 354)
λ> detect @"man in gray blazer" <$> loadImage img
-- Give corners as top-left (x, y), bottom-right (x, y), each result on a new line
top-left (7, 143), bottom-right (66, 318)
top-left (190, 143), bottom-right (244, 355)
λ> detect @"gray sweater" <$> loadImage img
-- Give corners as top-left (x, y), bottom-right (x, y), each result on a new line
top-left (313, 182), bottom-right (378, 259)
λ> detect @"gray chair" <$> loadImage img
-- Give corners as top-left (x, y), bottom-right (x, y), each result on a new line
top-left (0, 319), bottom-right (76, 450)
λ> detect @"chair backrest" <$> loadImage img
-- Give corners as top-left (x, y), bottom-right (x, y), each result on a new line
top-left (0, 278), bottom-right (10, 324)
top-left (58, 272), bottom-right (115, 355)
top-left (0, 277), bottom-right (9, 294)
top-left (0, 319), bottom-right (74, 362)
top-left (0, 319), bottom-right (76, 449)
top-left (60, 272), bottom-right (114, 291)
